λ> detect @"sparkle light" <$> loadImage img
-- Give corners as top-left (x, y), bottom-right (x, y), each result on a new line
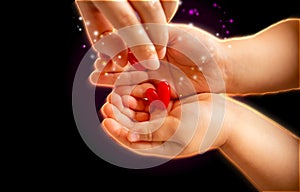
top-left (85, 20), bottom-right (90, 26)
top-left (176, 1), bottom-right (235, 38)
top-left (94, 30), bottom-right (99, 36)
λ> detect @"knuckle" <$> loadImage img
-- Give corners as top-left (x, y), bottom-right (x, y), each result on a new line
top-left (118, 12), bottom-right (137, 26)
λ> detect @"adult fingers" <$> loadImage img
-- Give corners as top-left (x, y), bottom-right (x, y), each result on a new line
top-left (89, 70), bottom-right (121, 87)
top-left (129, 0), bottom-right (168, 59)
top-left (89, 67), bottom-right (148, 87)
top-left (75, 1), bottom-right (113, 44)
top-left (93, 1), bottom-right (160, 70)
top-left (76, 1), bottom-right (129, 68)
top-left (160, 0), bottom-right (179, 22)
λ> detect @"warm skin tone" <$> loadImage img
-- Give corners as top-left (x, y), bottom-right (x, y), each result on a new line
top-left (75, 3), bottom-right (300, 191)
top-left (102, 91), bottom-right (299, 191)
top-left (75, 0), bottom-right (179, 70)
top-left (221, 18), bottom-right (299, 94)
top-left (100, 19), bottom-right (300, 191)
top-left (88, 18), bottom-right (299, 96)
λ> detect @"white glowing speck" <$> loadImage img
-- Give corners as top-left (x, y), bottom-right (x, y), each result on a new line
top-left (179, 94), bottom-right (183, 97)
top-left (93, 39), bottom-right (97, 43)
top-left (112, 67), bottom-right (116, 71)
top-left (198, 67), bottom-right (203, 71)
top-left (200, 56), bottom-right (206, 63)
top-left (179, 0), bottom-right (182, 6)
top-left (149, 46), bottom-right (155, 51)
top-left (90, 54), bottom-right (96, 59)
top-left (179, 76), bottom-right (184, 81)
top-left (102, 61), bottom-right (107, 66)
top-left (104, 72), bottom-right (109, 76)
top-left (150, 0), bottom-right (158, 6)
top-left (191, 67), bottom-right (195, 71)
top-left (138, 29), bottom-right (144, 34)
top-left (117, 55), bottom-right (122, 59)
top-left (101, 42), bottom-right (105, 45)
top-left (193, 75), bottom-right (197, 80)
top-left (188, 22), bottom-right (194, 27)
top-left (216, 33), bottom-right (219, 37)
top-left (85, 20), bottom-right (90, 26)
top-left (78, 16), bottom-right (82, 21)
top-left (227, 44), bottom-right (232, 48)
top-left (177, 36), bottom-right (182, 41)
top-left (94, 30), bottom-right (99, 36)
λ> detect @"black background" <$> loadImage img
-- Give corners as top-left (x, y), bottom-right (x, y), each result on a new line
top-left (58, 0), bottom-right (299, 190)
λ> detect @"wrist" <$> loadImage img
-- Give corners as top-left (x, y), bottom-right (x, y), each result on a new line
top-left (217, 39), bottom-right (239, 94)
top-left (199, 94), bottom-right (234, 151)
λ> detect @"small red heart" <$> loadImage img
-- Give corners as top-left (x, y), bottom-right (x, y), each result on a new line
top-left (127, 50), bottom-right (146, 71)
top-left (145, 81), bottom-right (170, 109)
top-left (145, 88), bottom-right (159, 103)
top-left (157, 81), bottom-right (171, 108)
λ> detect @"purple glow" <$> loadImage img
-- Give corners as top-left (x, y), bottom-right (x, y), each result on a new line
top-left (82, 44), bottom-right (86, 48)
top-left (188, 9), bottom-right (199, 16)
top-left (229, 19), bottom-right (234, 23)
top-left (213, 3), bottom-right (217, 7)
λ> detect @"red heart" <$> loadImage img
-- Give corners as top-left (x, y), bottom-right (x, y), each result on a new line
top-left (127, 49), bottom-right (146, 71)
top-left (145, 81), bottom-right (170, 109)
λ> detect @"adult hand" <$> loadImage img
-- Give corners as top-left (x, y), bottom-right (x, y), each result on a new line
top-left (90, 23), bottom-right (227, 94)
top-left (75, 0), bottom-right (179, 70)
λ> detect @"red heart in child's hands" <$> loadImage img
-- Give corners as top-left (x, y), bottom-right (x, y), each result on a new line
top-left (145, 81), bottom-right (171, 109)
top-left (127, 50), bottom-right (146, 71)
top-left (127, 49), bottom-right (170, 108)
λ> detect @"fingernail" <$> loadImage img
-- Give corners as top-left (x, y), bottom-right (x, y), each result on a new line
top-left (157, 47), bottom-right (166, 59)
top-left (141, 56), bottom-right (160, 70)
top-left (128, 133), bottom-right (139, 142)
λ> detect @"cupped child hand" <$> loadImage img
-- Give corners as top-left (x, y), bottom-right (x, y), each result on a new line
top-left (100, 81), bottom-right (229, 158)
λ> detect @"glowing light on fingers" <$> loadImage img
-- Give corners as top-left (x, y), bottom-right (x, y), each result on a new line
top-left (72, 23), bottom-right (227, 169)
